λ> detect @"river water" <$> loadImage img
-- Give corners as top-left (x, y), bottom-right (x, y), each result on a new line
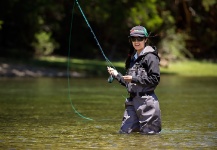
top-left (0, 76), bottom-right (216, 149)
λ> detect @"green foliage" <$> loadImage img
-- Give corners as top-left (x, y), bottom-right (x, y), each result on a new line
top-left (128, 0), bottom-right (163, 30)
top-left (159, 28), bottom-right (193, 60)
top-left (32, 31), bottom-right (59, 56)
top-left (202, 0), bottom-right (217, 11)
top-left (0, 0), bottom-right (216, 60)
top-left (0, 20), bottom-right (3, 30)
top-left (160, 9), bottom-right (175, 27)
top-left (188, 0), bottom-right (217, 59)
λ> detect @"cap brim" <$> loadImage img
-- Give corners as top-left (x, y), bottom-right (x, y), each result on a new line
top-left (130, 33), bottom-right (145, 37)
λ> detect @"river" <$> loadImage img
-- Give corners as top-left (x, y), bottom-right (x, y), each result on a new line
top-left (0, 76), bottom-right (216, 149)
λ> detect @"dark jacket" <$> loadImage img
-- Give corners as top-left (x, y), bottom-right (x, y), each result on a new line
top-left (115, 46), bottom-right (160, 94)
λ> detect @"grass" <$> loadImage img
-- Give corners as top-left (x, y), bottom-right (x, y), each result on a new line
top-left (32, 56), bottom-right (217, 77)
top-left (160, 60), bottom-right (217, 77)
top-left (32, 56), bottom-right (125, 76)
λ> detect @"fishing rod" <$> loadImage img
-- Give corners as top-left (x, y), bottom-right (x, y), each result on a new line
top-left (67, 0), bottom-right (93, 121)
top-left (75, 0), bottom-right (115, 83)
top-left (67, 0), bottom-right (116, 121)
top-left (75, 0), bottom-right (115, 68)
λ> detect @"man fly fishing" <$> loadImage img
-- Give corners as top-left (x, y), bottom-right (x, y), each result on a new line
top-left (107, 26), bottom-right (162, 135)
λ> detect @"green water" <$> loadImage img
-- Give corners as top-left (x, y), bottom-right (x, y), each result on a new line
top-left (0, 76), bottom-right (216, 149)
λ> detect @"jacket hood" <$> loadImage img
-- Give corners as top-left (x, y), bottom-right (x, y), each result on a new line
top-left (140, 46), bottom-right (155, 55)
top-left (136, 46), bottom-right (160, 62)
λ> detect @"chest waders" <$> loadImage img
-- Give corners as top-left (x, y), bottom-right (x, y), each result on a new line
top-left (119, 52), bottom-right (162, 134)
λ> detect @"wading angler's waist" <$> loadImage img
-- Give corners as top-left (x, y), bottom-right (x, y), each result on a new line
top-left (129, 91), bottom-right (154, 98)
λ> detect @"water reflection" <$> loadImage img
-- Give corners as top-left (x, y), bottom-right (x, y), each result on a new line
top-left (0, 76), bottom-right (216, 149)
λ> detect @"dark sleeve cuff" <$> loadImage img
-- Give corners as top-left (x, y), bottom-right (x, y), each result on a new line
top-left (131, 76), bottom-right (138, 83)
top-left (115, 73), bottom-right (122, 80)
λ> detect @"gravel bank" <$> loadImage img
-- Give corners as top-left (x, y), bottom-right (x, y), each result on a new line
top-left (0, 62), bottom-right (84, 77)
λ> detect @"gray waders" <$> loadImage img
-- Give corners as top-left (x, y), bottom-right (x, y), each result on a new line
top-left (119, 93), bottom-right (161, 134)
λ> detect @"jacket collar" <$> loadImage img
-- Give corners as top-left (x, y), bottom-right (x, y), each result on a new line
top-left (134, 46), bottom-right (155, 59)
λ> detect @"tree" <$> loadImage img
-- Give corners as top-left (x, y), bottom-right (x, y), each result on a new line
top-left (0, 0), bottom-right (216, 61)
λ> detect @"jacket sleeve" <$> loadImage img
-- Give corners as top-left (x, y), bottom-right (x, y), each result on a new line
top-left (131, 53), bottom-right (160, 86)
top-left (114, 73), bottom-right (127, 87)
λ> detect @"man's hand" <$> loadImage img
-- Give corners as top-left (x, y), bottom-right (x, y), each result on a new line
top-left (122, 75), bottom-right (132, 82)
top-left (107, 66), bottom-right (118, 76)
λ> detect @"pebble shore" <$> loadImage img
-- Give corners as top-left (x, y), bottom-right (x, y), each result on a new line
top-left (0, 62), bottom-right (83, 77)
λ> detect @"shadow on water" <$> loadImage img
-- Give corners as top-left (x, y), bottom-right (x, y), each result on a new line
top-left (0, 76), bottom-right (216, 149)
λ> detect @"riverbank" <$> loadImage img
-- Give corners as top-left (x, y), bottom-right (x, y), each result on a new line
top-left (160, 60), bottom-right (217, 77)
top-left (0, 62), bottom-right (84, 77)
top-left (1, 57), bottom-right (217, 77)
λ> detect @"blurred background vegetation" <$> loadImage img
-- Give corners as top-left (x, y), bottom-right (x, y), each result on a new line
top-left (0, 0), bottom-right (216, 63)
